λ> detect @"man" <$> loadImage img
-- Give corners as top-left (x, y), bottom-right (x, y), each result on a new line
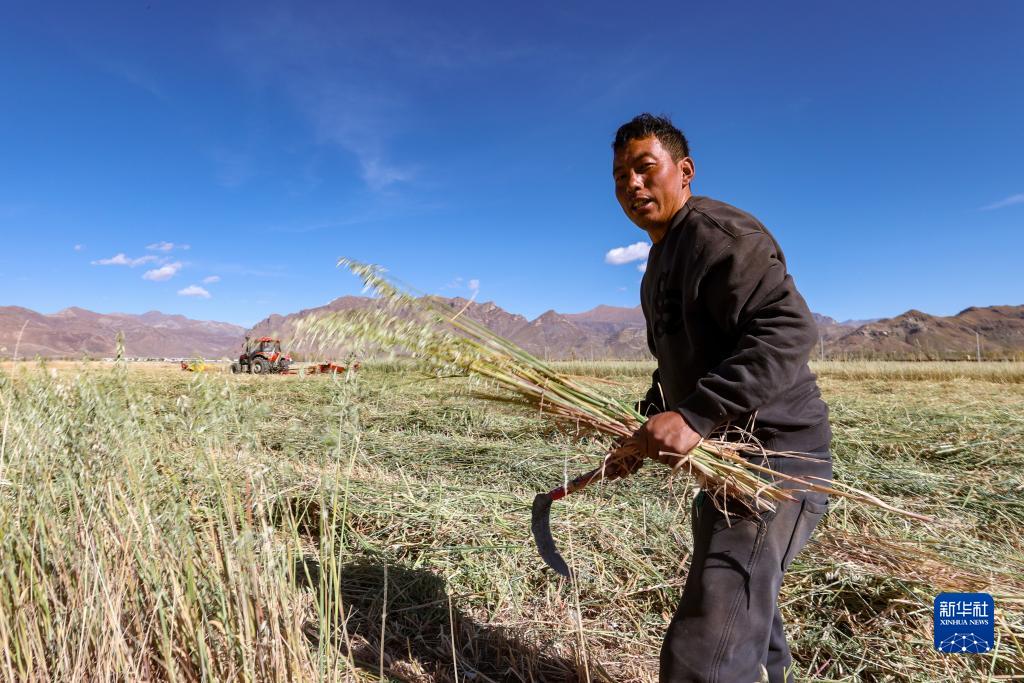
top-left (611, 113), bottom-right (832, 683)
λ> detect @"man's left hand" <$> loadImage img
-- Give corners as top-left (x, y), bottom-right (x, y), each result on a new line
top-left (635, 411), bottom-right (703, 465)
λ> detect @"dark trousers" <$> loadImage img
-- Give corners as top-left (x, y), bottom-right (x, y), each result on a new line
top-left (660, 451), bottom-right (832, 683)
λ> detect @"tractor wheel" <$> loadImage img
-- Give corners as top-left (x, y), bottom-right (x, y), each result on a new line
top-left (252, 358), bottom-right (270, 375)
top-left (230, 362), bottom-right (241, 374)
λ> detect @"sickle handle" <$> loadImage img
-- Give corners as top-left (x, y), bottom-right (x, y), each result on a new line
top-left (547, 466), bottom-right (605, 502)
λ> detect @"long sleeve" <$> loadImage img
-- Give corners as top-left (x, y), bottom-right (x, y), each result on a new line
top-left (675, 231), bottom-right (817, 437)
top-left (636, 306), bottom-right (664, 417)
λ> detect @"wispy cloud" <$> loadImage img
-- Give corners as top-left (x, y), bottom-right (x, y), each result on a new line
top-left (981, 193), bottom-right (1024, 211)
top-left (468, 278), bottom-right (480, 295)
top-left (178, 285), bottom-right (211, 299)
top-left (268, 196), bottom-right (446, 234)
top-left (637, 262), bottom-right (647, 273)
top-left (73, 244), bottom-right (85, 251)
top-left (97, 59), bottom-right (169, 101)
top-left (147, 241), bottom-right (190, 252)
top-left (209, 261), bottom-right (289, 278)
top-left (360, 157), bottom-right (415, 190)
top-left (91, 253), bottom-right (159, 267)
top-left (209, 148), bottom-right (256, 188)
top-left (605, 241), bottom-right (651, 265)
top-left (297, 81), bottom-right (416, 191)
top-left (221, 9), bottom-right (420, 192)
top-left (142, 262), bottom-right (183, 281)
top-left (202, 275), bottom-right (221, 284)
top-left (220, 6), bottom-right (550, 195)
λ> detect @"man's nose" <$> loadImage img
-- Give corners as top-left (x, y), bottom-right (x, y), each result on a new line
top-left (626, 171), bottom-right (643, 191)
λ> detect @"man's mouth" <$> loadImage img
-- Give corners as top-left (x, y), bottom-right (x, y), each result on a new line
top-left (631, 197), bottom-right (654, 211)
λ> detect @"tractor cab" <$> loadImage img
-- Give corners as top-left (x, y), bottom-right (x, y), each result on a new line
top-left (251, 337), bottom-right (280, 356)
top-left (231, 336), bottom-right (292, 374)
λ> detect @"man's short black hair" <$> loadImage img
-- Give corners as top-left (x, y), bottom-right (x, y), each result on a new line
top-left (613, 113), bottom-right (690, 161)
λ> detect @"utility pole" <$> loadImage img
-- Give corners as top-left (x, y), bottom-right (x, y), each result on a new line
top-left (819, 333), bottom-right (825, 362)
top-left (976, 331), bottom-right (982, 363)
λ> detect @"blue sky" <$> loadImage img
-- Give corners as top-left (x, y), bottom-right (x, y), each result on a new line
top-left (2, 2), bottom-right (1022, 327)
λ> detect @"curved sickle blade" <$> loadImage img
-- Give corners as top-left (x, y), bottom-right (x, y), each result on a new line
top-left (531, 492), bottom-right (573, 578)
top-left (531, 466), bottom-right (605, 579)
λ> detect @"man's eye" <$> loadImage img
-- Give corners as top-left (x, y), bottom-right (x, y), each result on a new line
top-left (638, 163), bottom-right (655, 172)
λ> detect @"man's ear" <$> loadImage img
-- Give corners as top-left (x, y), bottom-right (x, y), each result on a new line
top-left (678, 157), bottom-right (695, 186)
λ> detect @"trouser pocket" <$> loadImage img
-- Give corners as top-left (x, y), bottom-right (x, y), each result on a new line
top-left (781, 495), bottom-right (827, 571)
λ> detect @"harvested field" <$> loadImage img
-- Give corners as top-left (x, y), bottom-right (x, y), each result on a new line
top-left (0, 360), bottom-right (1022, 681)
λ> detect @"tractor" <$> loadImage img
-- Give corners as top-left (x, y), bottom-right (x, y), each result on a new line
top-left (231, 336), bottom-right (292, 375)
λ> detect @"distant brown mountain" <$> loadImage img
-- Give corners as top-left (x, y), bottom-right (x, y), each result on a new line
top-left (812, 313), bottom-right (852, 344)
top-left (811, 313), bottom-right (879, 345)
top-left (247, 297), bottom-right (650, 360)
top-left (0, 306), bottom-right (245, 358)
top-left (250, 299), bottom-right (1024, 361)
top-left (828, 305), bottom-right (1024, 360)
top-left (5, 302), bottom-right (1022, 361)
top-left (565, 304), bottom-right (645, 326)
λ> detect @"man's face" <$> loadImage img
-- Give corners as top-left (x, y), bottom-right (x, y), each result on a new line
top-left (613, 136), bottom-right (693, 236)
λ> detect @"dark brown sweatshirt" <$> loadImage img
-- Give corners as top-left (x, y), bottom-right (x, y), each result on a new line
top-left (639, 196), bottom-right (831, 455)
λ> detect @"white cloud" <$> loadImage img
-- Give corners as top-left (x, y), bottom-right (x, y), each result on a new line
top-left (147, 241), bottom-right (190, 251)
top-left (981, 193), bottom-right (1024, 211)
top-left (637, 261), bottom-right (647, 273)
top-left (91, 253), bottom-right (159, 267)
top-left (202, 275), bottom-right (221, 284)
top-left (142, 262), bottom-right (183, 281)
top-left (444, 276), bottom-right (464, 289)
top-left (177, 284), bottom-right (211, 298)
top-left (73, 244), bottom-right (84, 251)
top-left (94, 253), bottom-right (131, 265)
top-left (605, 241), bottom-right (651, 265)
top-left (443, 276), bottom-right (480, 296)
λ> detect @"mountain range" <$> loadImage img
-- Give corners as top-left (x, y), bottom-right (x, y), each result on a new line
top-left (822, 306), bottom-right (1024, 360)
top-left (2, 301), bottom-right (1022, 360)
top-left (247, 296), bottom-right (652, 360)
top-left (0, 306), bottom-right (246, 359)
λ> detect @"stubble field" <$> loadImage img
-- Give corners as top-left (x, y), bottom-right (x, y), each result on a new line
top-left (0, 360), bottom-right (1022, 682)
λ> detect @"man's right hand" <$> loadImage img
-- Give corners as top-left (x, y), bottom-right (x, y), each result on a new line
top-left (634, 411), bottom-right (703, 465)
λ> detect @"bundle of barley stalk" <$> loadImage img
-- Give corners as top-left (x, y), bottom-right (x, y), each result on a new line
top-left (300, 259), bottom-right (930, 522)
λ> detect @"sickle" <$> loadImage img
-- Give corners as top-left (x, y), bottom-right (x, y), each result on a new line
top-left (530, 466), bottom-right (605, 579)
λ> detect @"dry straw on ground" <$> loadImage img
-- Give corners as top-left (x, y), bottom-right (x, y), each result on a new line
top-left (1, 355), bottom-right (1022, 680)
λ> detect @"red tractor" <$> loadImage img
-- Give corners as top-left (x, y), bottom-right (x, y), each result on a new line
top-left (231, 337), bottom-right (293, 375)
